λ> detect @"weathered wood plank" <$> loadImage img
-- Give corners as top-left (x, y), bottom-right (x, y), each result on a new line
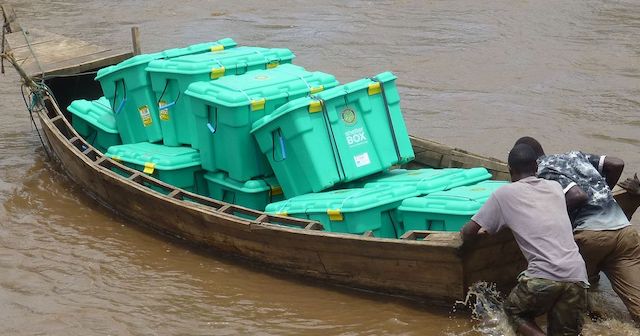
top-left (4, 28), bottom-right (131, 78)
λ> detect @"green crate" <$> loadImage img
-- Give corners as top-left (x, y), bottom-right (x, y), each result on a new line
top-left (251, 72), bottom-right (414, 198)
top-left (146, 47), bottom-right (295, 148)
top-left (347, 167), bottom-right (492, 195)
top-left (265, 185), bottom-right (418, 238)
top-left (398, 180), bottom-right (509, 233)
top-left (95, 38), bottom-right (237, 144)
top-left (106, 142), bottom-right (204, 193)
top-left (185, 64), bottom-right (339, 181)
top-left (204, 171), bottom-right (284, 210)
top-left (67, 97), bottom-right (122, 153)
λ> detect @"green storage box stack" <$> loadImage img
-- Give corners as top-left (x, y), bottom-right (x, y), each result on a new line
top-left (398, 180), bottom-right (509, 233)
top-left (106, 142), bottom-right (204, 193)
top-left (348, 167), bottom-right (492, 195)
top-left (265, 185), bottom-right (419, 238)
top-left (251, 72), bottom-right (414, 198)
top-left (95, 38), bottom-right (237, 144)
top-left (146, 47), bottom-right (295, 148)
top-left (185, 64), bottom-right (339, 181)
top-left (204, 171), bottom-right (284, 210)
top-left (67, 97), bottom-right (122, 153)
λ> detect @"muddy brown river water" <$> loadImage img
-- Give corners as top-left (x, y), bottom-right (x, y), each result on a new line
top-left (1, 1), bottom-right (639, 335)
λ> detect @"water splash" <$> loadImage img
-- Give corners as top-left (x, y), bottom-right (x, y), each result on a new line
top-left (451, 281), bottom-right (640, 336)
top-left (452, 282), bottom-right (515, 336)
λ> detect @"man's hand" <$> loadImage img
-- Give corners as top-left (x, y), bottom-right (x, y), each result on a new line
top-left (618, 173), bottom-right (640, 196)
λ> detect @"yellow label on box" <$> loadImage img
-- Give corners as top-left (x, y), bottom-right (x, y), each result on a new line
top-left (368, 82), bottom-right (381, 95)
top-left (210, 66), bottom-right (225, 79)
top-left (308, 100), bottom-right (322, 113)
top-left (143, 162), bottom-right (155, 174)
top-left (327, 209), bottom-right (343, 221)
top-left (266, 61), bottom-right (279, 69)
top-left (138, 105), bottom-right (152, 126)
top-left (210, 45), bottom-right (224, 52)
top-left (251, 98), bottom-right (266, 111)
top-left (271, 186), bottom-right (283, 196)
top-left (310, 86), bottom-right (324, 94)
top-left (158, 101), bottom-right (170, 121)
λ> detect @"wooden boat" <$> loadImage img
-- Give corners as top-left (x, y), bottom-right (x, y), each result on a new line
top-left (2, 5), bottom-right (638, 304)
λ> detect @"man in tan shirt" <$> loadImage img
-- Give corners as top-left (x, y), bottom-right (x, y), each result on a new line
top-left (461, 143), bottom-right (588, 336)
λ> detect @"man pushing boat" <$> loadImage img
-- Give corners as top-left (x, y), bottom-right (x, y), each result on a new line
top-left (515, 137), bottom-right (640, 324)
top-left (461, 143), bottom-right (589, 336)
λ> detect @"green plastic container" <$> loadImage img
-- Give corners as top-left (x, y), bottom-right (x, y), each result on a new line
top-left (251, 72), bottom-right (414, 198)
top-left (95, 38), bottom-right (237, 144)
top-left (348, 168), bottom-right (492, 195)
top-left (146, 47), bottom-right (295, 148)
top-left (185, 64), bottom-right (339, 181)
top-left (106, 142), bottom-right (204, 193)
top-left (398, 180), bottom-right (509, 233)
top-left (204, 171), bottom-right (284, 210)
top-left (265, 185), bottom-right (419, 238)
top-left (67, 97), bottom-right (122, 153)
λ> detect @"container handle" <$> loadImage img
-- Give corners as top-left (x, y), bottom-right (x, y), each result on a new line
top-left (370, 77), bottom-right (402, 163)
top-left (112, 79), bottom-right (127, 115)
top-left (206, 105), bottom-right (218, 134)
top-left (157, 80), bottom-right (180, 110)
top-left (272, 129), bottom-right (287, 162)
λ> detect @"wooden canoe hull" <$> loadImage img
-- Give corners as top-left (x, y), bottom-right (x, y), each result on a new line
top-left (36, 91), bottom-right (528, 303)
top-left (4, 5), bottom-right (636, 302)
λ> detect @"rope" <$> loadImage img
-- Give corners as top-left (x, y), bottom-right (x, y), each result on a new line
top-left (20, 83), bottom-right (51, 159)
top-left (21, 29), bottom-right (45, 80)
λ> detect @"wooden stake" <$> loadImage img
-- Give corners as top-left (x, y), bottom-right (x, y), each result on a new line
top-left (131, 26), bottom-right (141, 55)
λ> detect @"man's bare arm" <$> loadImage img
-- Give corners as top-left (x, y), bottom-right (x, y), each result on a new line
top-left (565, 185), bottom-right (588, 212)
top-left (618, 173), bottom-right (640, 196)
top-left (602, 156), bottom-right (624, 189)
top-left (460, 220), bottom-right (482, 243)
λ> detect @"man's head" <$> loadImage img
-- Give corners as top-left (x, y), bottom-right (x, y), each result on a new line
top-left (508, 143), bottom-right (538, 182)
top-left (514, 136), bottom-right (545, 158)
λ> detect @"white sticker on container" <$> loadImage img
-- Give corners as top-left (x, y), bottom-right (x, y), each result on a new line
top-left (354, 152), bottom-right (371, 168)
top-left (139, 105), bottom-right (152, 126)
top-left (345, 127), bottom-right (368, 148)
top-left (158, 101), bottom-right (170, 121)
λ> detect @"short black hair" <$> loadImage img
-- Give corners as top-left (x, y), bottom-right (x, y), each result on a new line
top-left (514, 136), bottom-right (544, 158)
top-left (508, 143), bottom-right (538, 175)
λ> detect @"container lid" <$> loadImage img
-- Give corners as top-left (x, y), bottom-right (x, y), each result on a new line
top-left (251, 72), bottom-right (394, 133)
top-left (96, 38), bottom-right (237, 80)
top-left (265, 185), bottom-right (418, 215)
top-left (106, 142), bottom-right (201, 170)
top-left (399, 180), bottom-right (509, 215)
top-left (185, 64), bottom-right (338, 108)
top-left (159, 38), bottom-right (237, 58)
top-left (361, 168), bottom-right (492, 194)
top-left (67, 97), bottom-right (118, 134)
top-left (204, 171), bottom-right (281, 194)
top-left (146, 47), bottom-right (295, 75)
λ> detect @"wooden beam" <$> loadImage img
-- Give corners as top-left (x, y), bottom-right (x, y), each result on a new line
top-left (131, 26), bottom-right (141, 55)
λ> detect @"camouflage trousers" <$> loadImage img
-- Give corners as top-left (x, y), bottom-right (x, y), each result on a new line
top-left (504, 275), bottom-right (587, 336)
